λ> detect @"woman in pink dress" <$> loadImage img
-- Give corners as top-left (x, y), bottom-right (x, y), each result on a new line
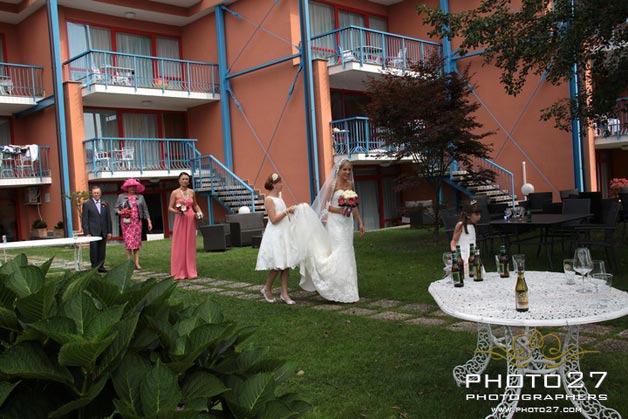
top-left (114, 178), bottom-right (152, 270)
top-left (168, 172), bottom-right (203, 280)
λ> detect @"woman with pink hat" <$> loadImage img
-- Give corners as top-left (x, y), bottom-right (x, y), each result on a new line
top-left (114, 178), bottom-right (152, 270)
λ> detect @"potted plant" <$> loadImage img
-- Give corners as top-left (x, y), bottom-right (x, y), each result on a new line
top-left (65, 191), bottom-right (90, 233)
top-left (31, 219), bottom-right (48, 238)
top-left (153, 77), bottom-right (168, 89)
top-left (609, 178), bottom-right (628, 198)
top-left (53, 221), bottom-right (64, 238)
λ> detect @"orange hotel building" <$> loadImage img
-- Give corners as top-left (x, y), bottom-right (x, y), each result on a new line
top-left (0, 0), bottom-right (625, 241)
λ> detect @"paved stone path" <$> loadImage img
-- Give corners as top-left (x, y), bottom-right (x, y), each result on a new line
top-left (29, 256), bottom-right (628, 353)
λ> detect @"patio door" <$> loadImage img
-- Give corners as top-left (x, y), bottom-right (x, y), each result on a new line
top-left (355, 179), bottom-right (379, 231)
top-left (122, 113), bottom-right (159, 169)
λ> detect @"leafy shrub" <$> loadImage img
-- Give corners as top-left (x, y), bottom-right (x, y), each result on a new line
top-left (0, 255), bottom-right (309, 418)
top-left (31, 219), bottom-right (47, 229)
top-left (54, 221), bottom-right (64, 230)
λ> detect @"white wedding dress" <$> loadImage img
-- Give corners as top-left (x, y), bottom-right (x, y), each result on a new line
top-left (294, 190), bottom-right (359, 303)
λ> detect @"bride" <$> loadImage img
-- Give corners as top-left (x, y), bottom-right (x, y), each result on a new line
top-left (293, 159), bottom-right (365, 303)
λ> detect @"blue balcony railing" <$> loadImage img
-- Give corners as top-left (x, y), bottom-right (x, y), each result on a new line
top-left (64, 50), bottom-right (218, 94)
top-left (312, 26), bottom-right (442, 71)
top-left (594, 97), bottom-right (628, 140)
top-left (84, 138), bottom-right (198, 175)
top-left (331, 117), bottom-right (389, 157)
top-left (0, 62), bottom-right (44, 99)
top-left (0, 145), bottom-right (50, 181)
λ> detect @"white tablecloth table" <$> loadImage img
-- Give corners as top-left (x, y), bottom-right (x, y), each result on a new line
top-left (0, 236), bottom-right (102, 271)
top-left (429, 271), bottom-right (628, 418)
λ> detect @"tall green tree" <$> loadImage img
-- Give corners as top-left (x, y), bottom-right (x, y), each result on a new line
top-left (418, 0), bottom-right (628, 130)
top-left (364, 61), bottom-right (493, 233)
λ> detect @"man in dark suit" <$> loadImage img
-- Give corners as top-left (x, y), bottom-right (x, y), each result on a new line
top-left (82, 185), bottom-right (112, 272)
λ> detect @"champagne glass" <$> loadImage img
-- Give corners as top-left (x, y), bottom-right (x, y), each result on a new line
top-left (573, 247), bottom-right (593, 293)
top-left (504, 207), bottom-right (513, 221)
top-left (563, 258), bottom-right (576, 285)
top-left (590, 273), bottom-right (613, 309)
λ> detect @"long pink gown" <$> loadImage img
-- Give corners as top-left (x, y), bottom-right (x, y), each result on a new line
top-left (170, 197), bottom-right (197, 280)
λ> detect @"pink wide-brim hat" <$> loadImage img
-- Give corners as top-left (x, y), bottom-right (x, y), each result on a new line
top-left (121, 178), bottom-right (145, 193)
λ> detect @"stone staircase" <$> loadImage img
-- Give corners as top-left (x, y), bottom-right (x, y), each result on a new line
top-left (450, 169), bottom-right (516, 206)
top-left (193, 172), bottom-right (266, 215)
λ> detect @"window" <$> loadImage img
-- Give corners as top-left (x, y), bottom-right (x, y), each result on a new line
top-left (331, 92), bottom-right (369, 120)
top-left (0, 118), bottom-right (10, 146)
top-left (309, 1), bottom-right (387, 36)
top-left (66, 22), bottom-right (180, 83)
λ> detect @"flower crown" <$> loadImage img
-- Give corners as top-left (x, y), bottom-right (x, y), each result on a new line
top-left (271, 173), bottom-right (279, 182)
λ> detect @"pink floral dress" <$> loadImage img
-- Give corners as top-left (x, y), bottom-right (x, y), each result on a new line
top-left (120, 195), bottom-right (142, 250)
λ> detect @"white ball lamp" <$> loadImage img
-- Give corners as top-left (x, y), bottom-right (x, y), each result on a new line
top-left (521, 161), bottom-right (535, 198)
top-left (238, 206), bottom-right (251, 214)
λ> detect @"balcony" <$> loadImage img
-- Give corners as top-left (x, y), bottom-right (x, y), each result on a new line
top-left (64, 50), bottom-right (220, 111)
top-left (0, 63), bottom-right (45, 115)
top-left (593, 98), bottom-right (628, 150)
top-left (312, 26), bottom-right (442, 92)
top-left (0, 145), bottom-right (51, 187)
top-left (84, 137), bottom-right (198, 181)
top-left (331, 117), bottom-right (406, 162)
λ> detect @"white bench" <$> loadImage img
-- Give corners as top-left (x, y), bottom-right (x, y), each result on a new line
top-left (0, 236), bottom-right (102, 271)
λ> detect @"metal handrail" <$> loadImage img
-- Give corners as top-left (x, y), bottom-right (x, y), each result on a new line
top-left (311, 26), bottom-right (442, 71)
top-left (83, 137), bottom-right (197, 175)
top-left (461, 156), bottom-right (516, 207)
top-left (63, 49), bottom-right (218, 94)
top-left (191, 154), bottom-right (255, 213)
top-left (0, 62), bottom-right (45, 100)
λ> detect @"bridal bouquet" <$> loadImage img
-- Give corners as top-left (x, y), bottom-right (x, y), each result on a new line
top-left (175, 198), bottom-right (189, 214)
top-left (338, 190), bottom-right (359, 217)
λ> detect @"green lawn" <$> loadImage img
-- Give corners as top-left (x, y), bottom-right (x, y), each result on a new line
top-left (7, 227), bottom-right (628, 418)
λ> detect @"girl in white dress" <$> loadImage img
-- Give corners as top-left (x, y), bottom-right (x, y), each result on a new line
top-left (255, 173), bottom-right (298, 304)
top-left (450, 200), bottom-right (481, 262)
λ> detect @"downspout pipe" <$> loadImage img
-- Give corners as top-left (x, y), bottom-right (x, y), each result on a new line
top-left (216, 5), bottom-right (233, 169)
top-left (569, 0), bottom-right (584, 191)
top-left (440, 0), bottom-right (456, 207)
top-left (569, 63), bottom-right (584, 191)
top-left (299, 0), bottom-right (320, 201)
top-left (47, 0), bottom-right (73, 235)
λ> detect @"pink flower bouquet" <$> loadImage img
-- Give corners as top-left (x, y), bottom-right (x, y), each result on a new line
top-left (338, 190), bottom-right (359, 217)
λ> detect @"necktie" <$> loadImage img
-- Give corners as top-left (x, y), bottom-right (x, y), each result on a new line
top-left (96, 200), bottom-right (101, 214)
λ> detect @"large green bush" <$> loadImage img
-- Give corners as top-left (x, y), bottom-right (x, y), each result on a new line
top-left (0, 255), bottom-right (309, 418)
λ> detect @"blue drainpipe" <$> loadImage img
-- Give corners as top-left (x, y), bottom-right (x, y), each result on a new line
top-left (215, 5), bottom-right (233, 169)
top-left (47, 0), bottom-right (73, 235)
top-left (299, 0), bottom-right (320, 200)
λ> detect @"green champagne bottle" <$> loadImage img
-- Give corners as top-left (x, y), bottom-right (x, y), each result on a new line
top-left (468, 243), bottom-right (476, 279)
top-left (474, 248), bottom-right (483, 281)
top-left (499, 245), bottom-right (510, 278)
top-left (452, 250), bottom-right (463, 287)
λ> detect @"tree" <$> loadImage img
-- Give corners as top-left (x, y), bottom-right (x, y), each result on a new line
top-left (418, 0), bottom-right (628, 130)
top-left (364, 60), bottom-right (493, 234)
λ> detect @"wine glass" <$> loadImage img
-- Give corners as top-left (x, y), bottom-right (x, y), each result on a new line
top-left (591, 260), bottom-right (606, 276)
top-left (504, 207), bottom-right (513, 221)
top-left (573, 247), bottom-right (593, 293)
top-left (512, 254), bottom-right (525, 273)
top-left (563, 258), bottom-right (576, 285)
top-left (442, 252), bottom-right (453, 280)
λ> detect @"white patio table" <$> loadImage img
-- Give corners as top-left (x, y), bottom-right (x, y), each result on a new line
top-left (0, 236), bottom-right (102, 271)
top-left (429, 271), bottom-right (628, 419)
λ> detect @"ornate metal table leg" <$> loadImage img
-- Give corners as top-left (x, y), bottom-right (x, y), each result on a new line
top-left (560, 326), bottom-right (621, 419)
top-left (486, 349), bottom-right (522, 419)
top-left (453, 323), bottom-right (494, 386)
